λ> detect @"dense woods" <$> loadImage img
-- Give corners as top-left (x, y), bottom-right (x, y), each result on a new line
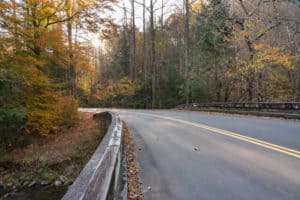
top-left (0, 0), bottom-right (115, 152)
top-left (94, 0), bottom-right (300, 108)
top-left (0, 0), bottom-right (300, 150)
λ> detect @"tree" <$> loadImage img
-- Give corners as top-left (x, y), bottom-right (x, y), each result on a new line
top-left (130, 0), bottom-right (137, 81)
top-left (193, 0), bottom-right (233, 102)
top-left (230, 0), bottom-right (281, 101)
top-left (0, 0), bottom-right (116, 144)
top-left (184, 0), bottom-right (190, 104)
top-left (91, 0), bottom-right (300, 109)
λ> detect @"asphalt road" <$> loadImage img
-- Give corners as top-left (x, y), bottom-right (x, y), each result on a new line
top-left (83, 109), bottom-right (300, 200)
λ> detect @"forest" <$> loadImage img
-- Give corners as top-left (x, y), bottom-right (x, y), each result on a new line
top-left (95, 0), bottom-right (300, 109)
top-left (0, 0), bottom-right (300, 146)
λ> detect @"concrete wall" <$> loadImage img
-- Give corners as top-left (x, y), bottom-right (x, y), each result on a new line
top-left (62, 112), bottom-right (127, 200)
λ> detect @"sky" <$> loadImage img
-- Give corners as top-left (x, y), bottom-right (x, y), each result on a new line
top-left (111, 0), bottom-right (186, 30)
top-left (91, 0), bottom-right (185, 47)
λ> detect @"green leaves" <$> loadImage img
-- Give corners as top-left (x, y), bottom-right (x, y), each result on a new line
top-left (0, 107), bottom-right (26, 124)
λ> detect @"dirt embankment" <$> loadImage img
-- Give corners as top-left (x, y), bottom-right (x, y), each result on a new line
top-left (0, 112), bottom-right (105, 196)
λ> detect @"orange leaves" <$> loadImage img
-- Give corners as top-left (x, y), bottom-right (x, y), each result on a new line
top-left (25, 91), bottom-right (63, 136)
top-left (115, 76), bottom-right (136, 96)
top-left (0, 0), bottom-right (102, 138)
top-left (9, 55), bottom-right (49, 89)
top-left (89, 77), bottom-right (142, 104)
top-left (26, 93), bottom-right (78, 136)
top-left (14, 55), bottom-right (45, 67)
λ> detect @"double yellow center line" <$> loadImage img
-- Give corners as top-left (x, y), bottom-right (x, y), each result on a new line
top-left (127, 111), bottom-right (300, 159)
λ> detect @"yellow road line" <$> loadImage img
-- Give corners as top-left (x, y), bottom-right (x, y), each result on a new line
top-left (126, 111), bottom-right (300, 159)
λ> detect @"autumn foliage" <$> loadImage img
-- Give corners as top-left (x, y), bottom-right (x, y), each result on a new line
top-left (0, 0), bottom-right (114, 152)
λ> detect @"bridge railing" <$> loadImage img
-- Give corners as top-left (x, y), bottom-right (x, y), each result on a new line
top-left (177, 102), bottom-right (300, 110)
top-left (62, 111), bottom-right (127, 200)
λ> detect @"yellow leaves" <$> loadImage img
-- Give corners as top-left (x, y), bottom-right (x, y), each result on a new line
top-left (26, 93), bottom-right (78, 136)
top-left (14, 55), bottom-right (45, 67)
top-left (253, 43), bottom-right (295, 71)
top-left (244, 19), bottom-right (259, 31)
top-left (10, 55), bottom-right (49, 87)
top-left (239, 30), bottom-right (250, 38)
top-left (237, 42), bottom-right (296, 76)
top-left (57, 95), bottom-right (79, 127)
top-left (264, 67), bottom-right (293, 102)
top-left (75, 55), bottom-right (95, 73)
top-left (25, 91), bottom-right (62, 136)
top-left (77, 0), bottom-right (92, 8)
top-left (191, 0), bottom-right (203, 13)
top-left (116, 77), bottom-right (135, 96)
top-left (91, 77), bottom-right (142, 103)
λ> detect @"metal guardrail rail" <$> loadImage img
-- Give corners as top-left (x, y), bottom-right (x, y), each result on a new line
top-left (62, 111), bottom-right (127, 200)
top-left (176, 103), bottom-right (300, 119)
top-left (177, 102), bottom-right (300, 110)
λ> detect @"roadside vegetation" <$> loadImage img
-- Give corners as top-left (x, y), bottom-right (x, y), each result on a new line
top-left (1, 1), bottom-right (299, 149)
top-left (92, 0), bottom-right (299, 108)
top-left (0, 0), bottom-right (114, 166)
top-left (0, 0), bottom-right (299, 196)
top-left (0, 113), bottom-right (105, 197)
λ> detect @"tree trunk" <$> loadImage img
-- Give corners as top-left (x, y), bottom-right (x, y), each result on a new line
top-left (143, 0), bottom-right (147, 83)
top-left (247, 72), bottom-right (254, 102)
top-left (150, 0), bottom-right (156, 108)
top-left (296, 64), bottom-right (300, 101)
top-left (184, 0), bottom-right (190, 105)
top-left (214, 64), bottom-right (221, 102)
top-left (65, 0), bottom-right (76, 96)
top-left (130, 0), bottom-right (136, 81)
top-left (12, 0), bottom-right (19, 49)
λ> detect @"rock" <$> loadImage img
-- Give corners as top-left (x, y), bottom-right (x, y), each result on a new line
top-left (64, 166), bottom-right (74, 177)
top-left (2, 174), bottom-right (10, 180)
top-left (194, 146), bottom-right (200, 151)
top-left (64, 181), bottom-right (71, 186)
top-left (59, 175), bottom-right (67, 183)
top-left (22, 181), bottom-right (30, 187)
top-left (40, 180), bottom-right (49, 185)
top-left (54, 180), bottom-right (62, 186)
top-left (25, 175), bottom-right (34, 181)
top-left (28, 181), bottom-right (36, 187)
top-left (6, 182), bottom-right (13, 187)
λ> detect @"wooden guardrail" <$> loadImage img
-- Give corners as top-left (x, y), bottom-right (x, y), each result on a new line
top-left (62, 111), bottom-right (127, 200)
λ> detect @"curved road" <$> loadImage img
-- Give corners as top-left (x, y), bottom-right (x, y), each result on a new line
top-left (83, 109), bottom-right (300, 200)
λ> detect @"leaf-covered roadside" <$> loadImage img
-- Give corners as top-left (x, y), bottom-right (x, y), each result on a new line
top-left (123, 122), bottom-right (143, 200)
